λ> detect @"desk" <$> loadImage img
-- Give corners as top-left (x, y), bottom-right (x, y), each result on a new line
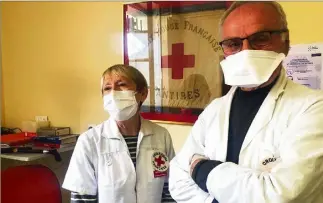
top-left (0, 145), bottom-right (75, 161)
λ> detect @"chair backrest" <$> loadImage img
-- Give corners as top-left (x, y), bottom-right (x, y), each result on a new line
top-left (1, 164), bottom-right (62, 203)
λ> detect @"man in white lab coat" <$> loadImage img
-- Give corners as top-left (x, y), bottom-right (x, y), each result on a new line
top-left (169, 2), bottom-right (323, 203)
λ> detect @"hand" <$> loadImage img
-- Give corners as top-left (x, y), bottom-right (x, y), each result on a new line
top-left (190, 158), bottom-right (205, 177)
top-left (190, 154), bottom-right (208, 177)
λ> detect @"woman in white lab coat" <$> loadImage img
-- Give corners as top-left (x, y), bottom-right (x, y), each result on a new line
top-left (63, 64), bottom-right (175, 203)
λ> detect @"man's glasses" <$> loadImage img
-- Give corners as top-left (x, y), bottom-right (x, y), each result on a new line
top-left (219, 29), bottom-right (288, 55)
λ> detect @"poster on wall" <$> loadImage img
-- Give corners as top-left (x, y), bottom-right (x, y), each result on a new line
top-left (283, 43), bottom-right (323, 89)
top-left (123, 1), bottom-right (231, 124)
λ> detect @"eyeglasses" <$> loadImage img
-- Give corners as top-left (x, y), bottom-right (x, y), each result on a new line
top-left (219, 29), bottom-right (288, 55)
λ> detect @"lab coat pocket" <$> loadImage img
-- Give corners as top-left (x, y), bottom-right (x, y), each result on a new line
top-left (98, 181), bottom-right (136, 203)
top-left (99, 150), bottom-right (135, 186)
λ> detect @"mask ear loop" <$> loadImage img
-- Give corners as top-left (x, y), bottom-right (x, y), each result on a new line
top-left (280, 32), bottom-right (289, 42)
top-left (135, 87), bottom-right (148, 108)
top-left (280, 32), bottom-right (290, 55)
top-left (133, 91), bottom-right (143, 108)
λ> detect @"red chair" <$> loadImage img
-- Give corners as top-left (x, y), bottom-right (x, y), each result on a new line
top-left (1, 164), bottom-right (62, 203)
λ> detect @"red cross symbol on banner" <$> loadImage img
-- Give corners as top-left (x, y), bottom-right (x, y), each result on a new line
top-left (161, 43), bottom-right (195, 80)
top-left (154, 155), bottom-right (165, 167)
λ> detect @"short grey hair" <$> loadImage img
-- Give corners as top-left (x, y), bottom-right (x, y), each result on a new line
top-left (101, 64), bottom-right (148, 94)
top-left (219, 1), bottom-right (288, 30)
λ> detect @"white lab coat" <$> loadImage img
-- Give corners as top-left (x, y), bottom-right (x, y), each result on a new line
top-left (63, 117), bottom-right (175, 203)
top-left (169, 69), bottom-right (323, 203)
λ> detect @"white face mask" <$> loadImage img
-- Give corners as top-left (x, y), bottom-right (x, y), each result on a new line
top-left (103, 90), bottom-right (138, 121)
top-left (220, 50), bottom-right (286, 88)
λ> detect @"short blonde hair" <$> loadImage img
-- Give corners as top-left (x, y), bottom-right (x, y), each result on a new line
top-left (220, 1), bottom-right (288, 30)
top-left (101, 64), bottom-right (148, 93)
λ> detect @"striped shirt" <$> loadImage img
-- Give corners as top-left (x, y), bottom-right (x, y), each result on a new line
top-left (70, 135), bottom-right (174, 202)
top-left (123, 135), bottom-right (138, 167)
top-left (71, 192), bottom-right (97, 203)
top-left (161, 182), bottom-right (175, 202)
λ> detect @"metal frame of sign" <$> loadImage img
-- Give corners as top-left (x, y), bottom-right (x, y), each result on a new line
top-left (123, 1), bottom-right (232, 125)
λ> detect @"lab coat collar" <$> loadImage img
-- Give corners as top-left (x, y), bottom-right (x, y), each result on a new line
top-left (239, 68), bottom-right (288, 153)
top-left (102, 116), bottom-right (154, 140)
top-left (269, 68), bottom-right (288, 100)
top-left (202, 68), bottom-right (288, 162)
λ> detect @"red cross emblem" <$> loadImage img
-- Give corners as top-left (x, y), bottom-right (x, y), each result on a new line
top-left (154, 155), bottom-right (165, 167)
top-left (151, 151), bottom-right (169, 173)
top-left (161, 43), bottom-right (195, 80)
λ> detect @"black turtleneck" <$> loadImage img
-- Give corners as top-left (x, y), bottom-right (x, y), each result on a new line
top-left (226, 81), bottom-right (276, 164)
top-left (191, 80), bottom-right (277, 201)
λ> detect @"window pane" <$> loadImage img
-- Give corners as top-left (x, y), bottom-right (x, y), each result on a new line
top-left (129, 61), bottom-right (151, 107)
top-left (127, 33), bottom-right (149, 60)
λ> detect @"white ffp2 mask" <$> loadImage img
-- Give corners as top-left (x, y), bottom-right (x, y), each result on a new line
top-left (220, 50), bottom-right (286, 88)
top-left (103, 90), bottom-right (138, 121)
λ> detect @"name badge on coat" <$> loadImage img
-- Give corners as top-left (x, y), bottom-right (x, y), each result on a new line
top-left (259, 145), bottom-right (282, 171)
